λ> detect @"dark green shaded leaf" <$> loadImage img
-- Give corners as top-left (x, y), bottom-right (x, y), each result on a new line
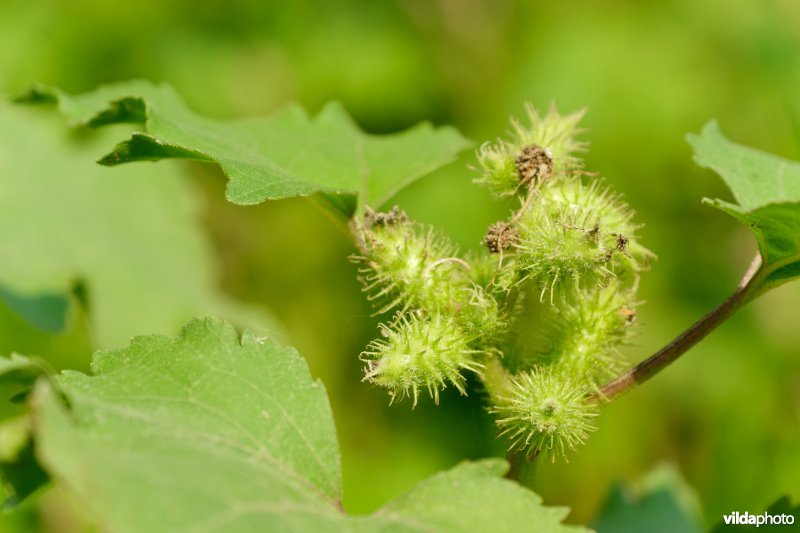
top-left (0, 356), bottom-right (51, 508)
top-left (593, 464), bottom-right (703, 533)
top-left (0, 286), bottom-right (68, 333)
top-left (0, 438), bottom-right (48, 509)
top-left (0, 356), bottom-right (49, 422)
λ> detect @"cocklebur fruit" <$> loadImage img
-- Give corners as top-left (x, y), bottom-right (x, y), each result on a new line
top-left (475, 104), bottom-right (588, 197)
top-left (491, 366), bottom-right (598, 461)
top-left (475, 141), bottom-right (520, 197)
top-left (467, 248), bottom-right (524, 296)
top-left (361, 312), bottom-right (484, 406)
top-left (353, 206), bottom-right (469, 315)
top-left (510, 104), bottom-right (588, 175)
top-left (515, 177), bottom-right (651, 297)
top-left (531, 281), bottom-right (637, 385)
top-left (457, 284), bottom-right (508, 346)
top-left (355, 104), bottom-right (653, 464)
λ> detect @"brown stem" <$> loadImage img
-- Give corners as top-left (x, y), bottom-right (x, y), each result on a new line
top-left (596, 254), bottom-right (763, 400)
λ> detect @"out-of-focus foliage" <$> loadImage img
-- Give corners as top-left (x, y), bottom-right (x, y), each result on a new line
top-left (0, 356), bottom-right (50, 509)
top-left (0, 103), bottom-right (274, 349)
top-left (593, 464), bottom-right (704, 533)
top-left (0, 0), bottom-right (798, 529)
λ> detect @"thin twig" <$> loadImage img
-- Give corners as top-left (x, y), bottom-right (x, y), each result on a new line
top-left (511, 186), bottom-right (539, 223)
top-left (595, 254), bottom-right (763, 401)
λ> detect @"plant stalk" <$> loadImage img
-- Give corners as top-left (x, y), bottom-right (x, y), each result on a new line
top-left (596, 254), bottom-right (763, 400)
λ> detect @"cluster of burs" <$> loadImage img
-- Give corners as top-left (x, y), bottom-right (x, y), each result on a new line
top-left (352, 106), bottom-right (653, 459)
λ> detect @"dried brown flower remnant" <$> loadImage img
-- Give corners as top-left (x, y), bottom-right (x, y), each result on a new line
top-left (483, 221), bottom-right (519, 253)
top-left (616, 234), bottom-right (630, 253)
top-left (516, 144), bottom-right (553, 185)
top-left (365, 205), bottom-right (409, 228)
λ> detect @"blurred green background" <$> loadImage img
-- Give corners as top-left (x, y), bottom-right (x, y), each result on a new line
top-left (1, 0), bottom-right (799, 529)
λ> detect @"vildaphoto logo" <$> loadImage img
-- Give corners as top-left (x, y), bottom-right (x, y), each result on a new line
top-left (723, 511), bottom-right (795, 527)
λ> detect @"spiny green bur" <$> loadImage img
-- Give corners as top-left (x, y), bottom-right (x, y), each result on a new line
top-left (353, 105), bottom-right (652, 461)
top-left (491, 368), bottom-right (598, 460)
top-left (353, 206), bottom-right (469, 315)
top-left (516, 177), bottom-right (651, 297)
top-left (361, 312), bottom-right (483, 406)
top-left (531, 282), bottom-right (637, 387)
top-left (475, 104), bottom-right (587, 197)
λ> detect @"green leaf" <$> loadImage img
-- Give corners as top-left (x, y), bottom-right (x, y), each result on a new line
top-left (0, 356), bottom-right (49, 422)
top-left (0, 356), bottom-right (51, 507)
top-left (30, 317), bottom-right (581, 532)
top-left (0, 426), bottom-right (48, 510)
top-left (368, 460), bottom-right (583, 532)
top-left (593, 464), bottom-right (703, 533)
top-left (0, 103), bottom-right (275, 346)
top-left (19, 81), bottom-right (471, 212)
top-left (0, 485), bottom-right (41, 533)
top-left (687, 121), bottom-right (800, 290)
top-left (0, 287), bottom-right (68, 333)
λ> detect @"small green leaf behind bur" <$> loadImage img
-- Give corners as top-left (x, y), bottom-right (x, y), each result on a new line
top-left (687, 121), bottom-right (800, 291)
top-left (19, 82), bottom-right (471, 214)
top-left (6, 317), bottom-right (583, 532)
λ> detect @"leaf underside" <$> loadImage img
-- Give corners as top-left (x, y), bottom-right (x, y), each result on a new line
top-left (19, 81), bottom-right (471, 214)
top-left (16, 317), bottom-right (582, 532)
top-left (687, 121), bottom-right (800, 289)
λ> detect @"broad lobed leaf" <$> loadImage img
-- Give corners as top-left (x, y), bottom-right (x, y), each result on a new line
top-left (12, 317), bottom-right (581, 532)
top-left (19, 81), bottom-right (471, 212)
top-left (687, 121), bottom-right (800, 289)
top-left (366, 460), bottom-right (581, 532)
top-left (0, 103), bottom-right (274, 346)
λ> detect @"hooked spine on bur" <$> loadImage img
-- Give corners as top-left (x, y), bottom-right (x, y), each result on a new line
top-left (353, 104), bottom-right (652, 460)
